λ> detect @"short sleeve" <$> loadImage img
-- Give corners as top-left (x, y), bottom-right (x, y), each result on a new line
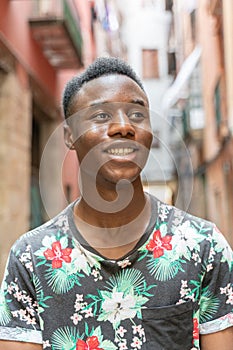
top-left (199, 226), bottom-right (233, 334)
top-left (0, 244), bottom-right (42, 344)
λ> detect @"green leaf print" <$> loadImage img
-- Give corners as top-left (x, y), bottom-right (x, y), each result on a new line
top-left (32, 273), bottom-right (52, 307)
top-left (212, 228), bottom-right (233, 268)
top-left (106, 268), bottom-right (147, 294)
top-left (101, 340), bottom-right (117, 350)
top-left (92, 325), bottom-right (103, 341)
top-left (45, 266), bottom-right (84, 294)
top-left (200, 289), bottom-right (220, 323)
top-left (97, 287), bottom-right (148, 327)
top-left (51, 325), bottom-right (117, 350)
top-left (191, 220), bottom-right (212, 235)
top-left (51, 326), bottom-right (79, 350)
top-left (147, 254), bottom-right (184, 281)
top-left (85, 270), bottom-right (153, 329)
top-left (0, 288), bottom-right (12, 326)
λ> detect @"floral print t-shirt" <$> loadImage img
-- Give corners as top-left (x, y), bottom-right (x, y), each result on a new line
top-left (0, 195), bottom-right (232, 350)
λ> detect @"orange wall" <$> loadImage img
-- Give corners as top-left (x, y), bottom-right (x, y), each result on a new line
top-left (197, 0), bottom-right (222, 161)
top-left (56, 0), bottom-right (95, 100)
top-left (0, 0), bottom-right (96, 205)
top-left (57, 0), bottom-right (95, 203)
top-left (0, 0), bottom-right (57, 97)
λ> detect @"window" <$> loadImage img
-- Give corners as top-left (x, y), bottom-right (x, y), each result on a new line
top-left (190, 10), bottom-right (196, 41)
top-left (165, 0), bottom-right (173, 11)
top-left (214, 81), bottom-right (221, 127)
top-left (30, 115), bottom-right (43, 229)
top-left (167, 51), bottom-right (176, 75)
top-left (142, 49), bottom-right (159, 79)
top-left (188, 64), bottom-right (204, 130)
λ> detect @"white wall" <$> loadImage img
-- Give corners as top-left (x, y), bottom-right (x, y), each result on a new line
top-left (117, 0), bottom-right (175, 183)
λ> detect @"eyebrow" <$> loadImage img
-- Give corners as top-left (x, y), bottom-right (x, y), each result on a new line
top-left (131, 98), bottom-right (147, 107)
top-left (89, 98), bottom-right (147, 108)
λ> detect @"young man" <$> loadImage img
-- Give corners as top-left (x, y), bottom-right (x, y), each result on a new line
top-left (0, 57), bottom-right (232, 350)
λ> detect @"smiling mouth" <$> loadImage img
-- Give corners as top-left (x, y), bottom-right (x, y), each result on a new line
top-left (106, 148), bottom-right (135, 156)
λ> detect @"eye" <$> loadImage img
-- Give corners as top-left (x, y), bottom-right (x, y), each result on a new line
top-left (93, 112), bottom-right (111, 122)
top-left (128, 111), bottom-right (145, 122)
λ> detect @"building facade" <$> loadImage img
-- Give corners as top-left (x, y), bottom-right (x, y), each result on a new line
top-left (166, 0), bottom-right (233, 247)
top-left (1, 0), bottom-right (232, 284)
top-left (0, 0), bottom-right (96, 280)
top-left (115, 0), bottom-right (176, 204)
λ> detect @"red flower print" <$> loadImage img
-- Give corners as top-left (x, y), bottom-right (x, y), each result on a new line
top-left (146, 229), bottom-right (172, 258)
top-left (193, 318), bottom-right (199, 340)
top-left (43, 241), bottom-right (72, 269)
top-left (76, 336), bottom-right (103, 350)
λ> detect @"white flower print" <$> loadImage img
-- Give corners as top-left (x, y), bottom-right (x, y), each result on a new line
top-left (172, 216), bottom-right (183, 227)
top-left (7, 285), bottom-right (14, 294)
top-left (43, 340), bottom-right (51, 348)
top-left (192, 252), bottom-right (201, 266)
top-left (57, 215), bottom-right (69, 233)
top-left (13, 290), bottom-right (23, 301)
top-left (82, 307), bottom-right (94, 318)
top-left (172, 221), bottom-right (200, 259)
top-left (158, 203), bottom-right (170, 221)
top-left (74, 294), bottom-right (87, 312)
top-left (178, 280), bottom-right (195, 302)
top-left (207, 263), bottom-right (213, 272)
top-left (131, 336), bottom-right (142, 349)
top-left (70, 246), bottom-right (97, 275)
top-left (71, 294), bottom-right (93, 324)
top-left (208, 247), bottom-right (216, 262)
top-left (116, 326), bottom-right (127, 337)
top-left (91, 268), bottom-right (103, 281)
top-left (220, 284), bottom-right (233, 305)
top-left (25, 314), bottom-right (37, 325)
top-left (117, 259), bottom-right (132, 269)
top-left (101, 291), bottom-right (137, 325)
top-left (12, 308), bottom-right (37, 325)
top-left (8, 280), bottom-right (38, 327)
top-left (19, 246), bottom-right (34, 272)
top-left (213, 227), bottom-right (233, 266)
top-left (75, 294), bottom-right (83, 302)
top-left (74, 302), bottom-right (83, 312)
top-left (41, 235), bottom-right (57, 249)
top-left (70, 312), bottom-right (83, 325)
top-left (19, 253), bottom-right (29, 263)
top-left (25, 262), bottom-right (33, 272)
top-left (132, 325), bottom-right (145, 338)
top-left (118, 339), bottom-right (128, 350)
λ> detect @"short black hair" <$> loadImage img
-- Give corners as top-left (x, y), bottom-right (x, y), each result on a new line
top-left (62, 56), bottom-right (145, 118)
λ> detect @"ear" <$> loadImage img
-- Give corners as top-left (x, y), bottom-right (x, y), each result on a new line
top-left (64, 123), bottom-right (75, 150)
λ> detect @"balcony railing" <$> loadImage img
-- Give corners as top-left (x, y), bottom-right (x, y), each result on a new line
top-left (29, 0), bottom-right (83, 69)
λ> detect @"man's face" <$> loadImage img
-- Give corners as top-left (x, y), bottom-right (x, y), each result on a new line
top-left (64, 74), bottom-right (152, 185)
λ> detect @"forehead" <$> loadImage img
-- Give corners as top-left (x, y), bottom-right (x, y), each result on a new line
top-left (70, 74), bottom-right (149, 113)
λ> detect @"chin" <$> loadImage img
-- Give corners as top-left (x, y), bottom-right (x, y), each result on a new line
top-left (103, 170), bottom-right (142, 186)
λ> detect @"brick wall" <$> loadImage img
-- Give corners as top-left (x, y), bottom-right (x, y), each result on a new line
top-left (0, 70), bottom-right (31, 281)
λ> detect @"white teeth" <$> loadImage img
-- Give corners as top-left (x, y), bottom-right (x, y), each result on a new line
top-left (107, 148), bottom-right (134, 156)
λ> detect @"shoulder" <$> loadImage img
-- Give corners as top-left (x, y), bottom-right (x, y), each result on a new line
top-left (11, 202), bottom-right (75, 254)
top-left (149, 193), bottom-right (215, 231)
top-left (149, 194), bottom-right (232, 251)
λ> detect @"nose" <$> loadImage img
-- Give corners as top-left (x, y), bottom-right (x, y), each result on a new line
top-left (107, 111), bottom-right (135, 137)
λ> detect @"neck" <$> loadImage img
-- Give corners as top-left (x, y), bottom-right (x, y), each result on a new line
top-left (73, 176), bottom-right (152, 259)
top-left (75, 177), bottom-right (146, 228)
